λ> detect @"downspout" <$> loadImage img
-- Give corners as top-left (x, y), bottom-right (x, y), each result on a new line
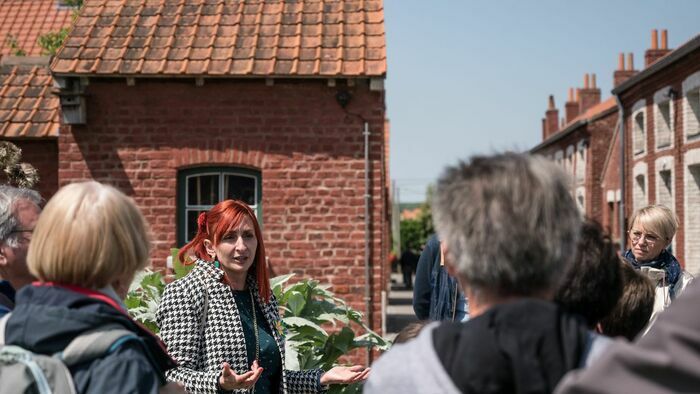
top-left (614, 94), bottom-right (626, 254)
top-left (363, 121), bottom-right (372, 366)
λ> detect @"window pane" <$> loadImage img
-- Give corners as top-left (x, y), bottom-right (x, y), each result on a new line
top-left (187, 175), bottom-right (218, 206)
top-left (224, 174), bottom-right (256, 205)
top-left (186, 209), bottom-right (208, 242)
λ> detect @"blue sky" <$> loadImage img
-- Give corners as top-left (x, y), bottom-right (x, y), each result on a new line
top-left (384, 0), bottom-right (700, 202)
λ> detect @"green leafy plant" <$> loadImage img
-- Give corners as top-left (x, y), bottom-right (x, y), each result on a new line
top-left (271, 274), bottom-right (390, 393)
top-left (37, 0), bottom-right (83, 56)
top-left (38, 28), bottom-right (70, 56)
top-left (5, 34), bottom-right (26, 56)
top-left (125, 270), bottom-right (166, 334)
top-left (0, 141), bottom-right (40, 188)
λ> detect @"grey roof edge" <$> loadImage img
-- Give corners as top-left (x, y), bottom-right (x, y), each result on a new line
top-left (530, 119), bottom-right (587, 153)
top-left (612, 33), bottom-right (700, 96)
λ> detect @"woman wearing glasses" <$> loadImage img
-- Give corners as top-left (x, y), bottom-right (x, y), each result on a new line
top-left (624, 204), bottom-right (693, 333)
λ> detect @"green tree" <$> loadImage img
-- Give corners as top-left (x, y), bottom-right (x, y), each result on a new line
top-left (399, 185), bottom-right (435, 253)
top-left (37, 0), bottom-right (82, 56)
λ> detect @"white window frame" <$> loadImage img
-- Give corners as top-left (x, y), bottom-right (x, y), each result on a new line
top-left (632, 99), bottom-right (647, 157)
top-left (632, 161), bottom-right (648, 212)
top-left (654, 87), bottom-right (674, 150)
top-left (683, 71), bottom-right (700, 142)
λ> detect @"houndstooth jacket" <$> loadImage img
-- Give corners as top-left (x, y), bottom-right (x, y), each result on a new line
top-left (156, 260), bottom-right (326, 394)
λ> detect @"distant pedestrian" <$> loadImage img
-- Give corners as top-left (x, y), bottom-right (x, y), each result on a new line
top-left (413, 235), bottom-right (468, 321)
top-left (400, 249), bottom-right (419, 289)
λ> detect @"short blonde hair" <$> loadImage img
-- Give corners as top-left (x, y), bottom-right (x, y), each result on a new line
top-left (628, 204), bottom-right (678, 242)
top-left (27, 181), bottom-right (150, 288)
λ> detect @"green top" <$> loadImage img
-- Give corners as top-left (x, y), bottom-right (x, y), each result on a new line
top-left (232, 289), bottom-right (282, 394)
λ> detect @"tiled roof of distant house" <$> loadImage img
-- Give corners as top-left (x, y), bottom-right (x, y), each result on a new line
top-left (51, 0), bottom-right (386, 77)
top-left (0, 58), bottom-right (60, 137)
top-left (0, 0), bottom-right (75, 58)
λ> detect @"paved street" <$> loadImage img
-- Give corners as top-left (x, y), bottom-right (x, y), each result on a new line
top-left (385, 273), bottom-right (418, 339)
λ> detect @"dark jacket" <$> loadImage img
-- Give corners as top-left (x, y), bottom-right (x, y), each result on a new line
top-left (556, 281), bottom-right (700, 393)
top-left (413, 235), bottom-right (466, 321)
top-left (0, 280), bottom-right (14, 316)
top-left (367, 299), bottom-right (592, 394)
top-left (4, 284), bottom-right (176, 394)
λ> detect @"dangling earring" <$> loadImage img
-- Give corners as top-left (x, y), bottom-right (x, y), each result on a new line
top-left (209, 254), bottom-right (220, 269)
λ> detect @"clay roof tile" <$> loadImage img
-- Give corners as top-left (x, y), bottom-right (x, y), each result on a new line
top-left (49, 0), bottom-right (386, 77)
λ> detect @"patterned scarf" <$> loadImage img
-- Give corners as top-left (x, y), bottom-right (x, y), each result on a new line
top-left (624, 248), bottom-right (682, 297)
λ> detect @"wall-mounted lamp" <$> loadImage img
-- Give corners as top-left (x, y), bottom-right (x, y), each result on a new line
top-left (335, 90), bottom-right (352, 108)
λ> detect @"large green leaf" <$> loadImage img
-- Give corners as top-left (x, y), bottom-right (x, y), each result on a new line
top-left (286, 291), bottom-right (306, 316)
top-left (282, 316), bottom-right (327, 337)
top-left (172, 248), bottom-right (195, 279)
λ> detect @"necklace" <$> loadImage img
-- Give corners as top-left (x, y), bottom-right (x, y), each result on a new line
top-left (249, 287), bottom-right (260, 363)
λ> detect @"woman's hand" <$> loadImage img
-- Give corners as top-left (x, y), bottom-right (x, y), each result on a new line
top-left (320, 365), bottom-right (370, 385)
top-left (218, 360), bottom-right (263, 391)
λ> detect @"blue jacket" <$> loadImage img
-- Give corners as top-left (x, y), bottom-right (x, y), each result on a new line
top-left (4, 284), bottom-right (177, 394)
top-left (412, 235), bottom-right (468, 321)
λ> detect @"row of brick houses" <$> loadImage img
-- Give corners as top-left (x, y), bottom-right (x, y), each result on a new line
top-left (1, 0), bottom-right (391, 347)
top-left (533, 29), bottom-right (700, 274)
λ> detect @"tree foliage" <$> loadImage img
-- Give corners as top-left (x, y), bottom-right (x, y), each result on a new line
top-left (399, 185), bottom-right (435, 252)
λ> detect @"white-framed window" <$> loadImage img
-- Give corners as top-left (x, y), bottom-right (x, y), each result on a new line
top-left (575, 186), bottom-right (585, 214)
top-left (632, 162), bottom-right (647, 212)
top-left (177, 167), bottom-right (261, 245)
top-left (575, 141), bottom-right (586, 184)
top-left (566, 145), bottom-right (575, 176)
top-left (685, 148), bottom-right (700, 275)
top-left (654, 87), bottom-right (674, 149)
top-left (683, 71), bottom-right (700, 141)
top-left (632, 109), bottom-right (647, 155)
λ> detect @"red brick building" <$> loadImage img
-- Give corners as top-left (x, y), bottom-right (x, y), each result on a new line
top-left (613, 30), bottom-right (700, 274)
top-left (0, 0), bottom-right (74, 199)
top-left (2, 0), bottom-right (391, 337)
top-left (534, 29), bottom-right (700, 273)
top-left (532, 72), bottom-right (625, 243)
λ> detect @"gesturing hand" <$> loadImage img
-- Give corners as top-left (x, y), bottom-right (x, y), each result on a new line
top-left (218, 360), bottom-right (264, 391)
top-left (320, 365), bottom-right (370, 385)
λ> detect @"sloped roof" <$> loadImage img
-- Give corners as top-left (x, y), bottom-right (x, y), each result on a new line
top-left (0, 58), bottom-right (60, 138)
top-left (51, 0), bottom-right (386, 77)
top-left (0, 0), bottom-right (75, 58)
top-left (531, 97), bottom-right (617, 153)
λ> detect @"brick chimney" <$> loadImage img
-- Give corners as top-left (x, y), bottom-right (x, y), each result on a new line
top-left (544, 95), bottom-right (559, 139)
top-left (578, 73), bottom-right (601, 114)
top-left (565, 87), bottom-right (579, 124)
top-left (614, 52), bottom-right (638, 87)
top-left (645, 29), bottom-right (672, 67)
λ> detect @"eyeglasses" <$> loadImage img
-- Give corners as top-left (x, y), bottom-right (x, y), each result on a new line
top-left (628, 230), bottom-right (663, 245)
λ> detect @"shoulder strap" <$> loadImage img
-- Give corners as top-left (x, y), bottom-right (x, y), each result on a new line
top-left (0, 312), bottom-right (11, 346)
top-left (59, 326), bottom-right (137, 367)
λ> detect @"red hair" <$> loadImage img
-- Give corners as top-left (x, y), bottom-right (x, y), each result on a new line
top-left (178, 200), bottom-right (270, 302)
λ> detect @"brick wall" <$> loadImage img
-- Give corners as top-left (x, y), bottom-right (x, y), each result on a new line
top-left (620, 48), bottom-right (700, 271)
top-left (6, 139), bottom-right (59, 200)
top-left (57, 78), bottom-right (389, 342)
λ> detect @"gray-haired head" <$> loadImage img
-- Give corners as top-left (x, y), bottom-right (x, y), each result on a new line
top-left (432, 152), bottom-right (580, 299)
top-left (0, 185), bottom-right (42, 248)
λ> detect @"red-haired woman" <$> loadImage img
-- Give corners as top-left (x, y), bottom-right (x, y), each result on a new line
top-left (157, 200), bottom-right (368, 393)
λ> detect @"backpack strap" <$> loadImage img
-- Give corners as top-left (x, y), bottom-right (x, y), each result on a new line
top-left (0, 312), bottom-right (11, 346)
top-left (58, 326), bottom-right (137, 367)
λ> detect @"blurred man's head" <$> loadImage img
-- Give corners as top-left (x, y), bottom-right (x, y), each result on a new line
top-left (555, 220), bottom-right (623, 328)
top-left (432, 153), bottom-right (580, 314)
top-left (599, 262), bottom-right (655, 341)
top-left (0, 186), bottom-right (42, 289)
